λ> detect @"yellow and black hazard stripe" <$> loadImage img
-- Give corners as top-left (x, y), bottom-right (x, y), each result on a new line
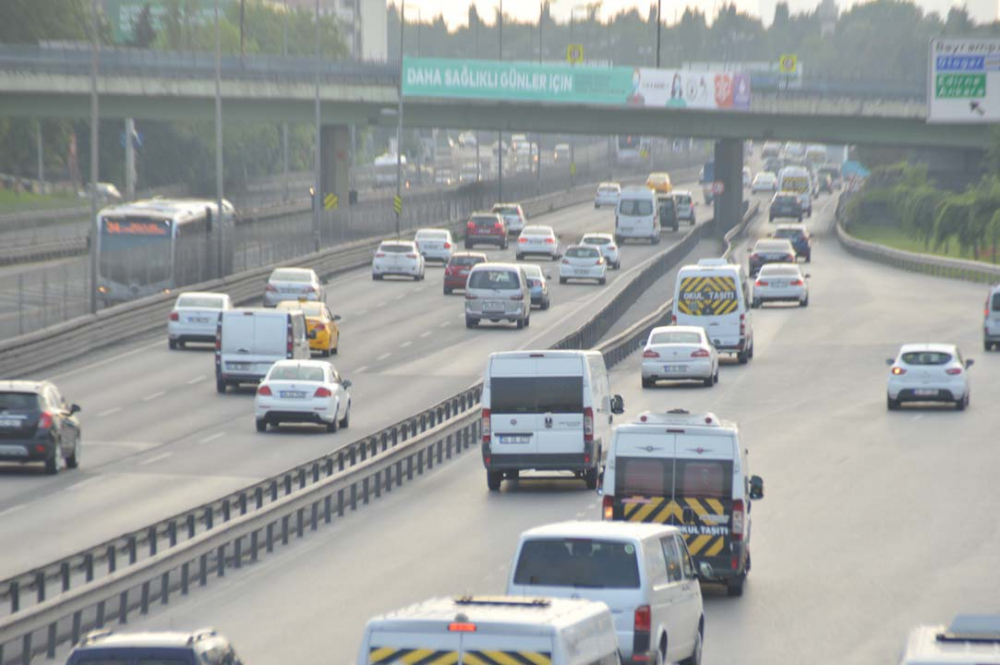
top-left (677, 276), bottom-right (738, 316)
top-left (466, 651), bottom-right (553, 665)
top-left (369, 648), bottom-right (459, 665)
top-left (621, 497), bottom-right (729, 557)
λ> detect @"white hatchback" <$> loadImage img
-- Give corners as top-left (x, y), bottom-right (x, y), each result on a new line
top-left (559, 245), bottom-right (607, 285)
top-left (641, 325), bottom-right (719, 388)
top-left (594, 182), bottom-right (621, 208)
top-left (372, 240), bottom-right (426, 281)
top-left (413, 228), bottom-right (453, 263)
top-left (752, 171), bottom-right (778, 193)
top-left (886, 343), bottom-right (973, 411)
top-left (673, 190), bottom-right (696, 225)
top-left (752, 263), bottom-right (809, 308)
top-left (254, 360), bottom-right (352, 432)
top-left (168, 292), bottom-right (231, 349)
top-left (580, 233), bottom-right (621, 269)
top-left (516, 225), bottom-right (560, 261)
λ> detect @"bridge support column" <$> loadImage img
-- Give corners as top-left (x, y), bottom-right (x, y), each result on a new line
top-left (320, 125), bottom-right (351, 211)
top-left (713, 139), bottom-right (744, 235)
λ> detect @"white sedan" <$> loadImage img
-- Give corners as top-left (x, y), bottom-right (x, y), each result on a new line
top-left (168, 291), bottom-right (232, 350)
top-left (580, 233), bottom-right (621, 269)
top-left (372, 240), bottom-right (426, 281)
top-left (255, 360), bottom-right (352, 432)
top-left (752, 172), bottom-right (778, 193)
top-left (752, 264), bottom-right (809, 308)
top-left (886, 343), bottom-right (973, 411)
top-left (516, 225), bottom-right (560, 261)
top-left (559, 245), bottom-right (607, 285)
top-left (594, 182), bottom-right (621, 208)
top-left (641, 325), bottom-right (719, 388)
top-left (414, 228), bottom-right (454, 264)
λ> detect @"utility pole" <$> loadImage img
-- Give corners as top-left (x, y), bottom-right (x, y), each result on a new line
top-left (88, 0), bottom-right (99, 315)
top-left (214, 0), bottom-right (225, 278)
top-left (313, 0), bottom-right (322, 251)
top-left (475, 20), bottom-right (481, 182)
top-left (396, 1), bottom-right (405, 238)
top-left (125, 118), bottom-right (136, 199)
top-left (283, 0), bottom-right (289, 202)
top-left (655, 0), bottom-right (662, 67)
top-left (240, 0), bottom-right (246, 61)
top-left (497, 0), bottom-right (503, 203)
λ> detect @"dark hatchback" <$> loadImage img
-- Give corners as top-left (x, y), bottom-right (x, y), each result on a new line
top-left (0, 381), bottom-right (81, 475)
top-left (748, 239), bottom-right (797, 276)
top-left (769, 192), bottom-right (803, 222)
top-left (443, 251), bottom-right (488, 294)
top-left (771, 224), bottom-right (812, 262)
top-left (465, 213), bottom-right (509, 249)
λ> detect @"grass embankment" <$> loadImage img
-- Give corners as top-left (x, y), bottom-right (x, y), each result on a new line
top-left (848, 222), bottom-right (999, 263)
top-left (0, 189), bottom-right (81, 215)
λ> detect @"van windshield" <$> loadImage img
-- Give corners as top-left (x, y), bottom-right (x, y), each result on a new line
top-left (619, 199), bottom-right (652, 216)
top-left (513, 538), bottom-right (640, 589)
top-left (490, 376), bottom-right (583, 413)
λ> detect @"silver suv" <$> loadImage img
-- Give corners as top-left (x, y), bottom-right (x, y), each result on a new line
top-left (465, 263), bottom-right (530, 329)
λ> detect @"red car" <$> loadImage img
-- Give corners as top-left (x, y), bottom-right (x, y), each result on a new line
top-left (443, 252), bottom-right (488, 295)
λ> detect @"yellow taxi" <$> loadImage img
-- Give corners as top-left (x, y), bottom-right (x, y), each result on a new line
top-left (645, 172), bottom-right (673, 194)
top-left (276, 300), bottom-right (340, 356)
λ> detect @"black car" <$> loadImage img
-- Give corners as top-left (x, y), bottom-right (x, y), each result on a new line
top-left (0, 381), bottom-right (81, 474)
top-left (771, 224), bottom-right (812, 262)
top-left (66, 629), bottom-right (243, 665)
top-left (658, 196), bottom-right (679, 231)
top-left (769, 192), bottom-right (803, 222)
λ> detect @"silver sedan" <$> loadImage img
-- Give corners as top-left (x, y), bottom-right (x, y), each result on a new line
top-left (641, 325), bottom-right (719, 388)
top-left (263, 267), bottom-right (325, 308)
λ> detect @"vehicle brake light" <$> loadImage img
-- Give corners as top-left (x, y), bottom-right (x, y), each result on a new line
top-left (375, 252), bottom-right (385, 258)
top-left (756, 280), bottom-right (768, 286)
top-left (265, 284), bottom-right (278, 292)
top-left (494, 221), bottom-right (503, 229)
top-left (946, 368), bottom-right (963, 375)
top-left (790, 279), bottom-right (804, 286)
top-left (732, 499), bottom-right (745, 542)
top-left (287, 329), bottom-right (293, 357)
top-left (634, 605), bottom-right (651, 633)
top-left (583, 407), bottom-right (594, 443)
top-left (406, 253), bottom-right (417, 258)
top-left (740, 313), bottom-right (746, 336)
top-left (602, 495), bottom-right (614, 520)
top-left (443, 242), bottom-right (451, 249)
top-left (169, 311), bottom-right (179, 321)
top-left (643, 349), bottom-right (660, 358)
top-left (691, 349), bottom-right (710, 358)
top-left (314, 323), bottom-right (326, 332)
top-left (448, 622), bottom-right (477, 633)
top-left (671, 314), bottom-right (677, 324)
top-left (519, 237), bottom-right (527, 243)
top-left (562, 259), bottom-right (570, 264)
top-left (466, 293), bottom-right (478, 299)
top-left (609, 245), bottom-right (617, 251)
top-left (596, 258), bottom-right (604, 265)
top-left (891, 367), bottom-right (906, 375)
top-left (39, 412), bottom-right (54, 429)
top-left (305, 286), bottom-right (316, 293)
top-left (257, 385), bottom-right (272, 396)
top-left (314, 387), bottom-right (333, 397)
top-left (482, 408), bottom-right (491, 444)
top-left (544, 238), bottom-right (555, 244)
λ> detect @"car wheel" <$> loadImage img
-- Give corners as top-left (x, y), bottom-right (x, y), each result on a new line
top-left (769, 216), bottom-right (774, 223)
top-left (487, 471), bottom-right (503, 491)
top-left (887, 395), bottom-right (900, 411)
top-left (516, 317), bottom-right (525, 330)
top-left (714, 367), bottom-right (720, 384)
top-left (339, 404), bottom-right (351, 429)
top-left (748, 342), bottom-right (754, 359)
top-left (584, 465), bottom-right (599, 490)
top-left (800, 296), bottom-right (809, 308)
top-left (256, 419), bottom-right (267, 433)
top-left (169, 339), bottom-right (178, 350)
top-left (679, 626), bottom-right (703, 665)
top-left (515, 254), bottom-right (523, 261)
top-left (956, 393), bottom-right (968, 411)
top-left (599, 277), bottom-right (607, 285)
top-left (524, 314), bottom-right (530, 328)
top-left (216, 378), bottom-right (227, 394)
top-left (559, 277), bottom-right (567, 284)
top-left (806, 254), bottom-right (812, 263)
top-left (444, 286), bottom-right (452, 295)
top-left (737, 350), bottom-right (749, 365)
top-left (752, 298), bottom-right (761, 309)
top-left (45, 440), bottom-right (63, 475)
top-left (703, 374), bottom-right (714, 388)
top-left (320, 348), bottom-right (329, 357)
top-left (326, 411), bottom-right (339, 433)
top-left (652, 234), bottom-right (661, 245)
top-left (727, 574), bottom-right (746, 597)
top-left (986, 341), bottom-right (993, 352)
top-left (66, 438), bottom-right (80, 469)
top-left (691, 216), bottom-right (696, 225)
top-left (465, 317), bottom-right (478, 328)
top-left (331, 344), bottom-right (338, 355)
top-left (541, 299), bottom-right (550, 310)
top-left (642, 376), bottom-right (654, 389)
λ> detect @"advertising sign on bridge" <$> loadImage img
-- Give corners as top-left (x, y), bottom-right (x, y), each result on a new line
top-left (929, 39), bottom-right (1000, 123)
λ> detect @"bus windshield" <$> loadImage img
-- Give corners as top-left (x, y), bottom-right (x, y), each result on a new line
top-left (99, 217), bottom-right (173, 287)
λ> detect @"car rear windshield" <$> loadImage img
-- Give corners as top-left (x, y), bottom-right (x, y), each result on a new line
top-left (598, 186), bottom-right (618, 193)
top-left (582, 237), bottom-right (611, 246)
top-left (773, 229), bottom-right (804, 239)
top-left (900, 352), bottom-right (953, 366)
top-left (521, 226), bottom-right (551, 237)
top-left (513, 538), bottom-right (640, 589)
top-left (566, 247), bottom-right (599, 258)
top-left (755, 241), bottom-right (791, 252)
top-left (493, 206), bottom-right (519, 216)
top-left (472, 216), bottom-right (499, 227)
top-left (759, 266), bottom-right (800, 277)
top-left (271, 269), bottom-right (311, 282)
top-left (416, 231), bottom-right (447, 240)
top-left (490, 376), bottom-right (583, 413)
top-left (0, 392), bottom-right (40, 412)
top-left (615, 457), bottom-right (733, 498)
top-left (468, 270), bottom-right (520, 290)
top-left (269, 365), bottom-right (325, 381)
top-left (619, 199), bottom-right (652, 216)
top-left (992, 293), bottom-right (1000, 311)
top-left (675, 195), bottom-right (691, 204)
top-left (449, 256), bottom-right (483, 267)
top-left (176, 295), bottom-right (224, 309)
top-left (650, 331), bottom-right (702, 345)
top-left (379, 243), bottom-right (412, 253)
top-left (775, 196), bottom-right (796, 204)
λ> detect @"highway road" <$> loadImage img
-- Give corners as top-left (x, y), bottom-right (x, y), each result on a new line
top-left (0, 176), bottom-right (712, 580)
top-left (99, 189), bottom-right (1000, 664)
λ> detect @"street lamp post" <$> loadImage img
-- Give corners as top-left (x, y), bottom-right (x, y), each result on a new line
top-left (396, 1), bottom-right (405, 238)
top-left (655, 0), bottom-right (662, 67)
top-left (88, 0), bottom-right (100, 314)
top-left (215, 0), bottom-right (225, 277)
top-left (313, 0), bottom-right (322, 252)
top-left (282, 0), bottom-right (289, 202)
top-left (497, 0), bottom-right (503, 203)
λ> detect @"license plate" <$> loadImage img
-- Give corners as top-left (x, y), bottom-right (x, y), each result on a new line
top-left (498, 435), bottom-right (531, 444)
top-left (280, 391), bottom-right (307, 399)
top-left (664, 365), bottom-right (687, 372)
top-left (915, 389), bottom-right (939, 397)
top-left (772, 281), bottom-right (788, 287)
top-left (227, 362), bottom-right (250, 370)
top-left (483, 302), bottom-right (504, 311)
top-left (189, 317), bottom-right (211, 324)
top-left (0, 418), bottom-right (23, 428)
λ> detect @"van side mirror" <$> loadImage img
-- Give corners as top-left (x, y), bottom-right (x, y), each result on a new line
top-left (341, 379), bottom-right (352, 389)
top-left (611, 394), bottom-right (625, 415)
top-left (321, 278), bottom-right (329, 285)
top-left (308, 330), bottom-right (317, 340)
top-left (70, 404), bottom-right (82, 415)
top-left (332, 314), bottom-right (342, 322)
top-left (749, 475), bottom-right (764, 500)
top-left (698, 562), bottom-right (714, 579)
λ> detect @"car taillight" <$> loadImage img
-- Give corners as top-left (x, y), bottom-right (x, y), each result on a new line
top-left (691, 348), bottom-right (710, 358)
top-left (406, 253), bottom-right (417, 258)
top-left (602, 495), bottom-right (614, 520)
top-left (561, 258), bottom-right (570, 264)
top-left (790, 279), bottom-right (804, 286)
top-left (305, 286), bottom-right (316, 293)
top-left (732, 499), bottom-right (745, 542)
top-left (609, 245), bottom-right (617, 251)
top-left (169, 311), bottom-right (179, 321)
top-left (643, 349), bottom-right (660, 358)
top-left (740, 313), bottom-right (746, 336)
top-left (314, 323), bottom-right (326, 332)
top-left (287, 332), bottom-right (293, 357)
top-left (466, 293), bottom-right (478, 299)
top-left (756, 280), bottom-right (768, 286)
top-left (634, 605), bottom-right (651, 633)
top-left (583, 407), bottom-right (594, 443)
top-left (215, 325), bottom-right (222, 351)
top-left (891, 367), bottom-right (906, 375)
top-left (467, 221), bottom-right (475, 229)
top-left (671, 314), bottom-right (677, 324)
top-left (494, 221), bottom-right (503, 229)
top-left (785, 254), bottom-right (795, 262)
top-left (443, 242), bottom-right (451, 249)
top-left (519, 237), bottom-right (527, 243)
top-left (510, 293), bottom-right (523, 300)
top-left (265, 284), bottom-right (278, 292)
top-left (482, 408), bottom-right (491, 444)
top-left (257, 385), bottom-right (272, 396)
top-left (946, 368), bottom-right (963, 375)
top-left (39, 412), bottom-right (54, 429)
top-left (544, 238), bottom-right (555, 244)
top-left (596, 258), bottom-right (604, 265)
top-left (314, 387), bottom-right (333, 397)
top-left (375, 252), bottom-right (386, 258)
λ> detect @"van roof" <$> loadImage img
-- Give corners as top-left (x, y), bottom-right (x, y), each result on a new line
top-left (620, 187), bottom-right (654, 196)
top-left (470, 262), bottom-right (521, 272)
top-left (521, 520), bottom-right (680, 542)
top-left (680, 262), bottom-right (740, 276)
top-left (903, 616), bottom-right (1000, 663)
top-left (619, 410), bottom-right (737, 431)
top-left (366, 596), bottom-right (609, 633)
top-left (490, 350), bottom-right (601, 361)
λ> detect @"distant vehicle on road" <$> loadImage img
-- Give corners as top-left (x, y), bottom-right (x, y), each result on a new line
top-left (645, 171), bottom-right (673, 194)
top-left (673, 190), bottom-right (696, 225)
top-left (0, 380), bottom-right (81, 475)
top-left (491, 202), bottom-right (527, 234)
top-left (264, 267), bottom-right (325, 308)
top-left (216, 308), bottom-right (310, 393)
top-left (641, 325), bottom-right (719, 388)
top-left (752, 172), bottom-right (778, 193)
top-left (886, 343), bottom-right (973, 411)
top-left (414, 228), bottom-right (454, 264)
top-left (254, 359), bottom-right (351, 433)
top-left (985, 284), bottom-right (1000, 350)
top-left (580, 232), bottom-right (621, 270)
top-left (516, 225), bottom-right (560, 261)
top-left (770, 223), bottom-right (812, 261)
top-left (520, 263), bottom-right (551, 310)
top-left (372, 240), bottom-right (426, 281)
top-left (748, 238), bottom-right (797, 276)
top-left (594, 181), bottom-right (621, 208)
top-left (559, 244), bottom-right (607, 285)
top-left (769, 191), bottom-right (804, 223)
top-left (276, 300), bottom-right (340, 357)
top-left (553, 143), bottom-right (570, 161)
top-left (442, 251), bottom-right (487, 295)
top-left (168, 291), bottom-right (232, 350)
top-left (674, 259), bottom-right (754, 363)
top-left (616, 187), bottom-right (661, 245)
top-left (753, 264), bottom-right (810, 308)
top-left (777, 166), bottom-right (813, 217)
top-left (464, 263), bottom-right (531, 329)
top-left (66, 629), bottom-right (243, 665)
top-left (465, 212), bottom-right (508, 249)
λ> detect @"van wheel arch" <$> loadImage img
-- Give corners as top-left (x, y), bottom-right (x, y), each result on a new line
top-left (658, 632), bottom-right (668, 665)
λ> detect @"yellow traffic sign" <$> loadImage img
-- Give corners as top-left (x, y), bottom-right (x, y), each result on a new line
top-left (569, 162), bottom-right (577, 177)
top-left (779, 54), bottom-right (798, 74)
top-left (393, 195), bottom-right (402, 215)
top-left (566, 44), bottom-right (584, 65)
top-left (323, 193), bottom-right (338, 210)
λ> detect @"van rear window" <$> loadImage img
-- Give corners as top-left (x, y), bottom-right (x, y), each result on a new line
top-left (619, 199), bottom-right (652, 216)
top-left (513, 538), bottom-right (640, 589)
top-left (490, 377), bottom-right (583, 414)
top-left (993, 293), bottom-right (1000, 311)
top-left (468, 270), bottom-right (519, 290)
top-left (616, 457), bottom-right (733, 498)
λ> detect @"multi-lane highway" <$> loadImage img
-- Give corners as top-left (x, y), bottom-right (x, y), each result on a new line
top-left (90, 189), bottom-right (1000, 664)
top-left (0, 177), bottom-right (712, 578)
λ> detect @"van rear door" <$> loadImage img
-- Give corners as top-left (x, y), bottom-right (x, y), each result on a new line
top-left (988, 291), bottom-right (1000, 339)
top-left (221, 312), bottom-right (256, 374)
top-left (462, 630), bottom-right (553, 665)
top-left (366, 627), bottom-right (462, 665)
top-left (249, 313), bottom-right (289, 376)
top-left (676, 271), bottom-right (740, 347)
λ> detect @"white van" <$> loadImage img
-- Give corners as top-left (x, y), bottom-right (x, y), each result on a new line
top-left (507, 521), bottom-right (707, 665)
top-left (215, 308), bottom-right (310, 393)
top-left (481, 351), bottom-right (624, 491)
top-left (600, 410), bottom-right (764, 598)
top-left (777, 165), bottom-right (813, 217)
top-left (984, 284), bottom-right (1000, 351)
top-left (356, 596), bottom-right (618, 665)
top-left (615, 187), bottom-right (660, 245)
top-left (673, 258), bottom-right (754, 363)
top-left (900, 615), bottom-right (1000, 664)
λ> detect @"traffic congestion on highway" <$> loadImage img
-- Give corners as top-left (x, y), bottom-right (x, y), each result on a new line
top-left (1, 140), bottom-right (997, 665)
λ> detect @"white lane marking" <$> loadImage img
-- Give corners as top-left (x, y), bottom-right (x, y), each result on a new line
top-left (186, 375), bottom-right (206, 385)
top-left (420, 331), bottom-right (432, 338)
top-left (199, 432), bottom-right (226, 444)
top-left (376, 352), bottom-right (392, 361)
top-left (46, 338), bottom-right (164, 381)
top-left (354, 365), bottom-right (368, 374)
top-left (142, 391), bottom-right (166, 402)
top-left (0, 504), bottom-right (25, 518)
top-left (68, 477), bottom-right (102, 492)
top-left (97, 407), bottom-right (123, 418)
top-left (400, 341), bottom-right (412, 348)
top-left (139, 452), bottom-right (174, 466)
top-left (376, 301), bottom-right (387, 308)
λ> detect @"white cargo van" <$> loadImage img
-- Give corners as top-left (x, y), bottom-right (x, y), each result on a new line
top-left (900, 615), bottom-right (1000, 664)
top-left (615, 187), bottom-right (660, 245)
top-left (600, 410), bottom-right (764, 597)
top-left (356, 596), bottom-right (619, 665)
top-left (481, 350), bottom-right (624, 492)
top-left (673, 258), bottom-right (754, 363)
top-left (215, 308), bottom-right (310, 393)
top-left (777, 165), bottom-right (813, 217)
top-left (984, 284), bottom-right (1000, 351)
top-left (507, 521), bottom-right (707, 665)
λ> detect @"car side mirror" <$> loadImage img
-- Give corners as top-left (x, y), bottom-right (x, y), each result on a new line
top-left (966, 359), bottom-right (975, 368)
top-left (70, 404), bottom-right (82, 415)
top-left (333, 314), bottom-right (342, 321)
top-left (545, 272), bottom-right (553, 280)
top-left (321, 278), bottom-right (329, 285)
top-left (885, 358), bottom-right (895, 366)
top-left (308, 330), bottom-right (317, 339)
top-left (341, 379), bottom-right (353, 389)
top-left (611, 394), bottom-right (625, 415)
top-left (805, 274), bottom-right (811, 279)
top-left (749, 475), bottom-right (764, 500)
top-left (698, 562), bottom-right (714, 579)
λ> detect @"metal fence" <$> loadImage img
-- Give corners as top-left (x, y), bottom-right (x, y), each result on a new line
top-left (0, 261), bottom-right (91, 340)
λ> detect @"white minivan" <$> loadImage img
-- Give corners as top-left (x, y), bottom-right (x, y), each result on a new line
top-left (673, 258), bottom-right (754, 363)
top-left (984, 284), bottom-right (1000, 351)
top-left (356, 596), bottom-right (619, 665)
top-left (481, 350), bottom-right (624, 491)
top-left (215, 308), bottom-right (310, 393)
top-left (615, 187), bottom-right (660, 245)
top-left (507, 521), bottom-right (707, 665)
top-left (900, 615), bottom-right (1000, 665)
